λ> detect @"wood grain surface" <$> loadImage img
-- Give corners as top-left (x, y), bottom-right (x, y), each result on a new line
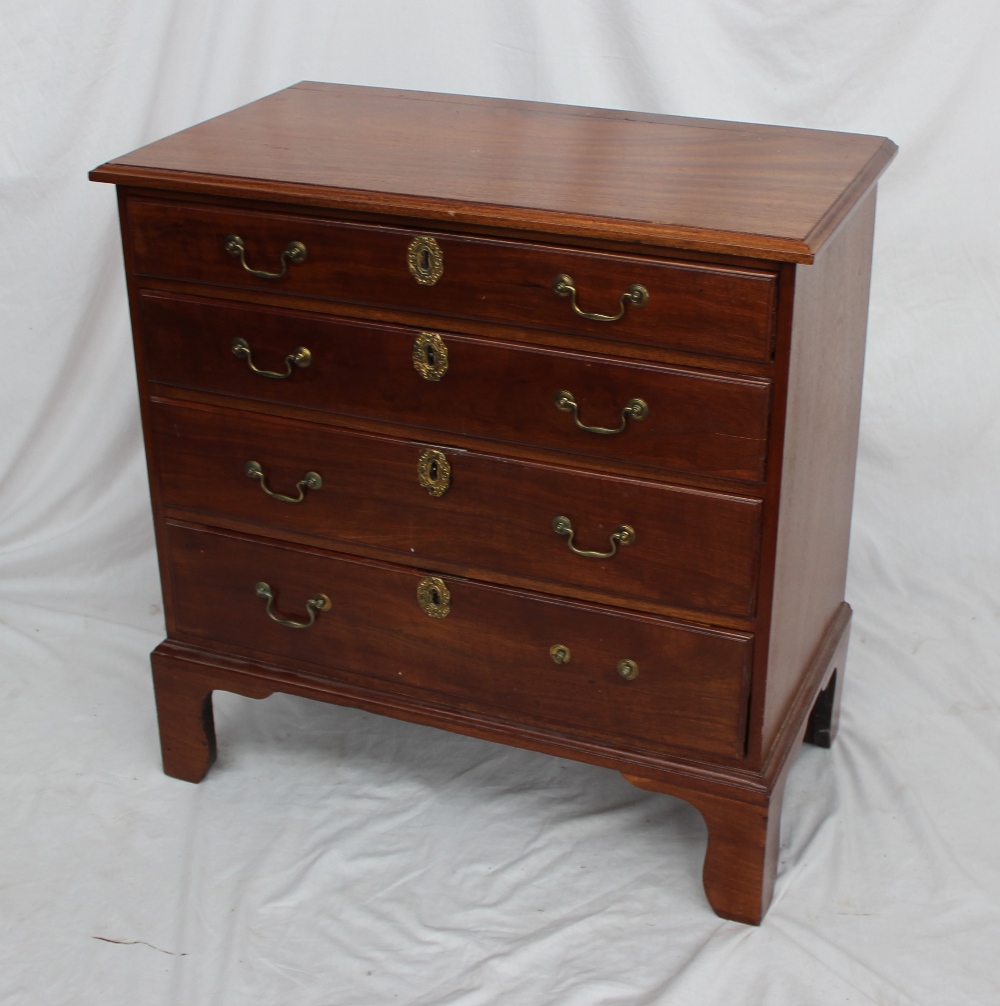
top-left (93, 83), bottom-right (895, 925)
top-left (91, 82), bottom-right (896, 262)
top-left (165, 521), bottom-right (753, 760)
top-left (756, 191), bottom-right (876, 757)
top-left (150, 399), bottom-right (763, 617)
top-left (127, 196), bottom-right (778, 361)
top-left (139, 292), bottom-right (772, 484)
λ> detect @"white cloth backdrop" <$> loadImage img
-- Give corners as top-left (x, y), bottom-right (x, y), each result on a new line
top-left (2, 2), bottom-right (999, 1003)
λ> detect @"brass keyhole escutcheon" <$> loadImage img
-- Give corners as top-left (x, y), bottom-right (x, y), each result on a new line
top-left (550, 644), bottom-right (571, 665)
top-left (417, 575), bottom-right (451, 618)
top-left (417, 448), bottom-right (451, 497)
top-left (407, 235), bottom-right (444, 286)
top-left (617, 659), bottom-right (639, 681)
top-left (412, 332), bottom-right (448, 380)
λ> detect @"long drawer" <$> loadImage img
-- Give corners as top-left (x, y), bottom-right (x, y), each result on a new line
top-left (151, 400), bottom-right (762, 617)
top-left (165, 522), bottom-right (753, 759)
top-left (128, 198), bottom-right (778, 362)
top-left (140, 294), bottom-right (772, 484)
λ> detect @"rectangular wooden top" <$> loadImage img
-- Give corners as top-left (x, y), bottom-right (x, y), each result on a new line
top-left (91, 81), bottom-right (895, 263)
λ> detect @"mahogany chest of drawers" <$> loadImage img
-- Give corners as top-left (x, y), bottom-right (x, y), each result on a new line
top-left (91, 82), bottom-right (895, 924)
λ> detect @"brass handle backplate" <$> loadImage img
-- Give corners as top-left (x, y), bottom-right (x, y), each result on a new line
top-left (417, 575), bottom-right (451, 618)
top-left (417, 449), bottom-right (451, 497)
top-left (225, 234), bottom-right (307, 279)
top-left (412, 332), bottom-right (448, 381)
top-left (245, 461), bottom-right (322, 503)
top-left (254, 581), bottom-right (330, 629)
top-left (231, 336), bottom-right (311, 379)
top-left (552, 516), bottom-right (635, 559)
top-left (554, 390), bottom-right (648, 435)
top-left (407, 236), bottom-right (444, 286)
top-left (552, 273), bottom-right (649, 322)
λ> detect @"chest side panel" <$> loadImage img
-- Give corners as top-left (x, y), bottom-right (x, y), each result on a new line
top-left (757, 191), bottom-right (877, 760)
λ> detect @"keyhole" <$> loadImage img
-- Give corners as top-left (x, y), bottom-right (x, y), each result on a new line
top-left (425, 345), bottom-right (436, 366)
top-left (429, 459), bottom-right (438, 480)
top-left (430, 588), bottom-right (440, 606)
top-left (420, 248), bottom-right (431, 272)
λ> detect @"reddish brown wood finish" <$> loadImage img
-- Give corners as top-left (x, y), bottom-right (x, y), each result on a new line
top-left (127, 197), bottom-right (777, 361)
top-left (148, 595), bottom-right (851, 921)
top-left (151, 650), bottom-right (274, 782)
top-left (623, 767), bottom-right (789, 925)
top-left (151, 399), bottom-right (762, 617)
top-left (165, 521), bottom-right (753, 760)
top-left (755, 191), bottom-right (876, 759)
top-left (623, 601), bottom-right (849, 922)
top-left (92, 83), bottom-right (893, 926)
top-left (91, 82), bottom-right (896, 263)
top-left (140, 293), bottom-right (772, 484)
top-left (151, 663), bottom-right (218, 782)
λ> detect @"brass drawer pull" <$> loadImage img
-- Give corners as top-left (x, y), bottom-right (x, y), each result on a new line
top-left (254, 581), bottom-right (330, 629)
top-left (417, 449), bottom-right (451, 496)
top-left (245, 460), bottom-right (322, 503)
top-left (617, 659), bottom-right (639, 681)
top-left (225, 234), bottom-right (307, 279)
top-left (552, 273), bottom-right (649, 322)
top-left (549, 644), bottom-right (571, 664)
top-left (417, 575), bottom-right (451, 618)
top-left (552, 516), bottom-right (635, 558)
top-left (554, 389), bottom-right (648, 435)
top-left (231, 336), bottom-right (311, 379)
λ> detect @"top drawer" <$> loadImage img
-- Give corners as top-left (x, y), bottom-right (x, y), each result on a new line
top-left (127, 199), bottom-right (778, 362)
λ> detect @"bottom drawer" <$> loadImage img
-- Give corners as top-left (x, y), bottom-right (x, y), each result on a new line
top-left (165, 523), bottom-right (753, 760)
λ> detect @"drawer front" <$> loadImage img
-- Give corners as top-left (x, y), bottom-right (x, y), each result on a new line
top-left (165, 523), bottom-right (753, 759)
top-left (151, 401), bottom-right (763, 617)
top-left (141, 294), bottom-right (771, 484)
top-left (128, 199), bottom-right (777, 361)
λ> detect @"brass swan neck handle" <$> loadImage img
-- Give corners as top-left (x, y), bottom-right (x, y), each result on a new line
top-left (231, 337), bottom-right (311, 379)
top-left (225, 234), bottom-right (307, 280)
top-left (552, 273), bottom-right (649, 322)
top-left (554, 390), bottom-right (648, 435)
top-left (552, 516), bottom-right (635, 559)
top-left (245, 461), bottom-right (322, 504)
top-left (254, 582), bottom-right (330, 629)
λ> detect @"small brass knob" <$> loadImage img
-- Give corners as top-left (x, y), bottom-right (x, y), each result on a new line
top-left (617, 659), bottom-right (639, 681)
top-left (549, 644), bottom-right (571, 665)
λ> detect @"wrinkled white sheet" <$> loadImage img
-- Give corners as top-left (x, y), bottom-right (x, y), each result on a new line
top-left (2, 2), bottom-right (999, 1003)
